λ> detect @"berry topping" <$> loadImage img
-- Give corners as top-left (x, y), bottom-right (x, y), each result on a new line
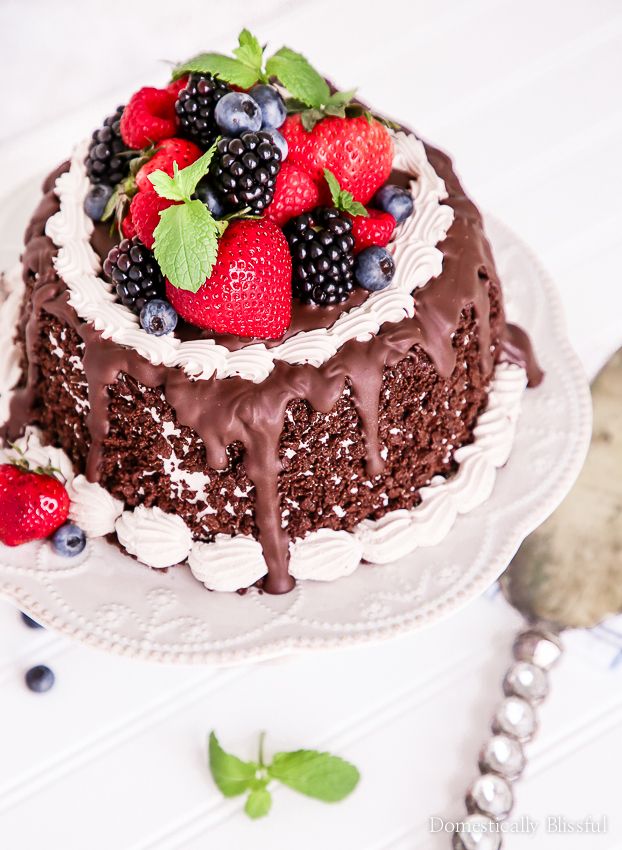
top-left (175, 73), bottom-right (231, 148)
top-left (20, 611), bottom-right (43, 629)
top-left (261, 127), bottom-right (288, 161)
top-left (140, 299), bottom-right (178, 336)
top-left (210, 132), bottom-right (282, 214)
top-left (284, 206), bottom-right (355, 306)
top-left (0, 464), bottom-right (70, 547)
top-left (25, 665), bottom-right (55, 694)
top-left (129, 191), bottom-right (176, 249)
top-left (215, 91), bottom-right (263, 135)
top-left (281, 114), bottom-right (393, 204)
top-left (121, 211), bottom-right (137, 239)
top-left (85, 106), bottom-right (128, 186)
top-left (373, 184), bottom-right (414, 223)
top-left (52, 523), bottom-right (87, 557)
top-left (354, 245), bottom-right (395, 291)
top-left (249, 84), bottom-right (287, 129)
top-left (103, 237), bottom-right (165, 314)
top-left (194, 177), bottom-right (226, 217)
top-left (84, 184), bottom-right (114, 222)
top-left (135, 138), bottom-right (203, 193)
top-left (264, 161), bottom-right (320, 227)
top-left (166, 218), bottom-right (292, 339)
top-left (350, 208), bottom-right (396, 253)
top-left (120, 87), bottom-right (178, 150)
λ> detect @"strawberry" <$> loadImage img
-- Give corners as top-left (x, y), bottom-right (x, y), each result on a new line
top-left (350, 208), bottom-right (396, 253)
top-left (281, 114), bottom-right (393, 205)
top-left (135, 138), bottom-right (203, 193)
top-left (130, 191), bottom-right (177, 249)
top-left (120, 87), bottom-right (178, 150)
top-left (264, 162), bottom-right (321, 227)
top-left (0, 464), bottom-right (69, 546)
top-left (166, 219), bottom-right (292, 338)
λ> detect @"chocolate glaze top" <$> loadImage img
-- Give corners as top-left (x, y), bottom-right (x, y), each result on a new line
top-left (10, 133), bottom-right (542, 594)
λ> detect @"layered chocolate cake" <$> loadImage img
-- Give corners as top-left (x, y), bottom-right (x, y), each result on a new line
top-left (0, 31), bottom-right (541, 593)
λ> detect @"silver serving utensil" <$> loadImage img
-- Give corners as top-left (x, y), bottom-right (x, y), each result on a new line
top-left (452, 349), bottom-right (622, 849)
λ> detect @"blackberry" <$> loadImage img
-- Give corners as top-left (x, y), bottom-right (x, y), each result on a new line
top-left (210, 132), bottom-right (282, 214)
top-left (85, 106), bottom-right (128, 186)
top-left (103, 237), bottom-right (165, 314)
top-left (175, 73), bottom-right (231, 148)
top-left (284, 207), bottom-right (356, 305)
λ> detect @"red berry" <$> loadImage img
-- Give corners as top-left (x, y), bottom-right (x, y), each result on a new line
top-left (350, 208), bottom-right (396, 253)
top-left (264, 162), bottom-right (321, 227)
top-left (281, 114), bottom-right (393, 204)
top-left (130, 191), bottom-right (177, 249)
top-left (135, 138), bottom-right (203, 193)
top-left (120, 87), bottom-right (178, 150)
top-left (166, 76), bottom-right (189, 98)
top-left (166, 219), bottom-right (292, 339)
top-left (121, 212), bottom-right (136, 239)
top-left (0, 464), bottom-right (69, 546)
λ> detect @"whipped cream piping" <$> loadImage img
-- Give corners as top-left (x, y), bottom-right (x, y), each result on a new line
top-left (46, 133), bottom-right (454, 384)
top-left (0, 269), bottom-right (527, 586)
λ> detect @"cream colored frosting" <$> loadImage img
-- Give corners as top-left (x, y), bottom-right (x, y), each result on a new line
top-left (45, 132), bottom-right (453, 385)
top-left (115, 505), bottom-right (193, 569)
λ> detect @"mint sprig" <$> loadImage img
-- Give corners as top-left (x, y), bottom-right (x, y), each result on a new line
top-left (172, 29), bottom-right (269, 87)
top-left (323, 169), bottom-right (368, 217)
top-left (149, 143), bottom-right (226, 292)
top-left (172, 31), bottom-right (356, 131)
top-left (208, 731), bottom-right (360, 820)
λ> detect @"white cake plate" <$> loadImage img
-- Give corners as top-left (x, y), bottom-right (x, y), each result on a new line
top-left (0, 212), bottom-right (591, 664)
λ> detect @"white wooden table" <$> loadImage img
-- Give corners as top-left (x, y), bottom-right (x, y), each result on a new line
top-left (1, 1), bottom-right (621, 847)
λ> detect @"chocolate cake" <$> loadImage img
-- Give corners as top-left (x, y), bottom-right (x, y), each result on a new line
top-left (0, 32), bottom-right (541, 593)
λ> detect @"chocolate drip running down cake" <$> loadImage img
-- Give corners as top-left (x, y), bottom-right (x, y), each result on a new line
top-left (0, 32), bottom-right (541, 593)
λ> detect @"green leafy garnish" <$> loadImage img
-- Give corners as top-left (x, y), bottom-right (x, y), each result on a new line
top-left (172, 29), bottom-right (269, 87)
top-left (171, 31), bottom-right (357, 130)
top-left (323, 169), bottom-right (368, 218)
top-left (208, 731), bottom-right (360, 820)
top-left (149, 143), bottom-right (226, 292)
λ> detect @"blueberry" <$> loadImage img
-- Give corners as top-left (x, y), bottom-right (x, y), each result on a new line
top-left (25, 664), bottom-right (55, 693)
top-left (354, 246), bottom-right (395, 292)
top-left (140, 299), bottom-right (178, 336)
top-left (20, 611), bottom-right (44, 629)
top-left (83, 183), bottom-right (114, 222)
top-left (214, 92), bottom-right (262, 135)
top-left (261, 128), bottom-right (288, 161)
top-left (52, 523), bottom-right (87, 557)
top-left (194, 177), bottom-right (226, 217)
top-left (249, 84), bottom-right (287, 129)
top-left (373, 184), bottom-right (414, 224)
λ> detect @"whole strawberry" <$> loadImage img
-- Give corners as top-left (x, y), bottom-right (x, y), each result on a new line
top-left (350, 208), bottom-right (396, 253)
top-left (166, 219), bottom-right (292, 338)
top-left (0, 465), bottom-right (69, 547)
top-left (130, 191), bottom-right (177, 249)
top-left (282, 115), bottom-right (393, 204)
top-left (120, 87), bottom-right (178, 150)
top-left (135, 138), bottom-right (203, 193)
top-left (264, 161), bottom-right (321, 227)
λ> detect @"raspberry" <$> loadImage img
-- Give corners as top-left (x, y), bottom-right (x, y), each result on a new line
top-left (120, 87), bottom-right (178, 150)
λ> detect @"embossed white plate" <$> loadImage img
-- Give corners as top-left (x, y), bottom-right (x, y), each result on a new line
top-left (0, 217), bottom-right (591, 664)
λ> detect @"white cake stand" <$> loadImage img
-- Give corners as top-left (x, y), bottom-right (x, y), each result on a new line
top-left (0, 213), bottom-right (591, 664)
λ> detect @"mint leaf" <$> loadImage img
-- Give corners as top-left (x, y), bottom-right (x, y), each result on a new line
top-left (153, 200), bottom-right (220, 292)
top-left (244, 787), bottom-right (272, 819)
top-left (268, 750), bottom-right (360, 802)
top-left (266, 47), bottom-right (330, 108)
top-left (172, 52), bottom-right (259, 88)
top-left (233, 29), bottom-right (264, 74)
top-left (208, 732), bottom-right (258, 798)
top-left (173, 143), bottom-right (219, 198)
top-left (148, 171), bottom-right (185, 202)
top-left (322, 169), bottom-right (368, 218)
